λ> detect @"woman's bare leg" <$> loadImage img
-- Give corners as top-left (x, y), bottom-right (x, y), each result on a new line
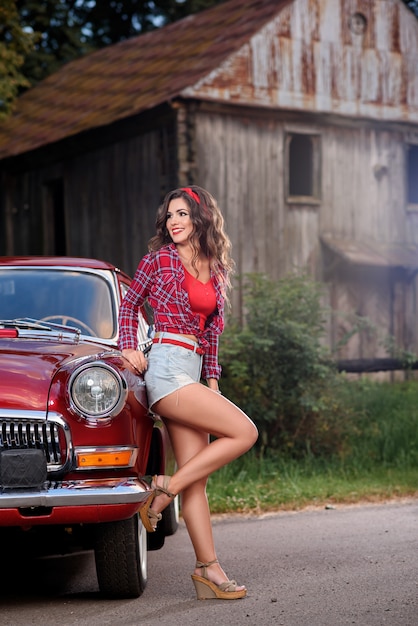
top-left (161, 417), bottom-right (245, 587)
top-left (150, 383), bottom-right (257, 586)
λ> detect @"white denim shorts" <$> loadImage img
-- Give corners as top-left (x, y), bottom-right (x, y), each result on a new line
top-left (144, 335), bottom-right (203, 410)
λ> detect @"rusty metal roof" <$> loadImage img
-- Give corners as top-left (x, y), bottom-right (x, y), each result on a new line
top-left (0, 0), bottom-right (289, 160)
top-left (321, 234), bottom-right (418, 271)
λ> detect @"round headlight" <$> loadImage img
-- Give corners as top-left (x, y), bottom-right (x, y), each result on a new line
top-left (70, 364), bottom-right (127, 420)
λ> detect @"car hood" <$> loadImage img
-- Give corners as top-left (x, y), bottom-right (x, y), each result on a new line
top-left (0, 338), bottom-right (115, 411)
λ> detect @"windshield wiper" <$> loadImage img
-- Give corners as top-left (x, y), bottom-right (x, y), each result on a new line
top-left (0, 318), bottom-right (80, 335)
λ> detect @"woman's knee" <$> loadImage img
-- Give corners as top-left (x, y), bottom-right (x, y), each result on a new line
top-left (240, 422), bottom-right (258, 452)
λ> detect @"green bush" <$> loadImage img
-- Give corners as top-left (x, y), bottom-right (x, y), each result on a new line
top-left (220, 273), bottom-right (352, 457)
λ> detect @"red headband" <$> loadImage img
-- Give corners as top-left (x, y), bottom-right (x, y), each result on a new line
top-left (181, 187), bottom-right (200, 204)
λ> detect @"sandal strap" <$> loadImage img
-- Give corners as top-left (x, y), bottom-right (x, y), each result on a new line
top-left (155, 485), bottom-right (175, 498)
top-left (218, 580), bottom-right (239, 592)
top-left (148, 509), bottom-right (162, 524)
top-left (195, 559), bottom-right (219, 569)
top-left (153, 475), bottom-right (175, 499)
top-left (195, 559), bottom-right (219, 578)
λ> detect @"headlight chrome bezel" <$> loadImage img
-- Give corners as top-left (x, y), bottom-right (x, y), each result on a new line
top-left (69, 361), bottom-right (128, 424)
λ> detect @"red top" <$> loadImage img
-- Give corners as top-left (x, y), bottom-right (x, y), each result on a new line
top-left (183, 267), bottom-right (217, 331)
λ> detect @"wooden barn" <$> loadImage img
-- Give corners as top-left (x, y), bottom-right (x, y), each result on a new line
top-left (1, 0), bottom-right (418, 361)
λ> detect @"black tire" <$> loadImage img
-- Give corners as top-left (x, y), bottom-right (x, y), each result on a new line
top-left (94, 514), bottom-right (147, 598)
top-left (147, 524), bottom-right (165, 551)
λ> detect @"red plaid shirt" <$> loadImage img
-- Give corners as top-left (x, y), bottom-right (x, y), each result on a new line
top-left (118, 244), bottom-right (226, 380)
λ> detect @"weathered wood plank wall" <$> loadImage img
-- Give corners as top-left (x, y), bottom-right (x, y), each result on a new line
top-left (65, 131), bottom-right (165, 272)
top-left (1, 124), bottom-right (178, 275)
top-left (194, 106), bottom-right (418, 356)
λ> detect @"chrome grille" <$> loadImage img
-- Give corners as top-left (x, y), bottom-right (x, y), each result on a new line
top-left (0, 417), bottom-right (67, 471)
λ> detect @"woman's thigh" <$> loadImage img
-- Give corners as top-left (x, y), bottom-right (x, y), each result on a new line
top-left (153, 383), bottom-right (257, 441)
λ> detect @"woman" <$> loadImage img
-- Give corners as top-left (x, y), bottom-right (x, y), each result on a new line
top-left (118, 185), bottom-right (258, 600)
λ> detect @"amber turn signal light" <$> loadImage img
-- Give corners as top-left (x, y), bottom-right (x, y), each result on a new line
top-left (75, 448), bottom-right (136, 469)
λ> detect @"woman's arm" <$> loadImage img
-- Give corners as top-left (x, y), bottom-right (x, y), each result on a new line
top-left (206, 378), bottom-right (221, 393)
top-left (118, 255), bottom-right (154, 373)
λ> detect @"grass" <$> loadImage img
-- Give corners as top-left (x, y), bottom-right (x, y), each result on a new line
top-left (207, 456), bottom-right (418, 514)
top-left (206, 379), bottom-right (418, 514)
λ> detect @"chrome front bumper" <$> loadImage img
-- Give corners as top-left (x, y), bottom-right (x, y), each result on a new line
top-left (0, 477), bottom-right (150, 508)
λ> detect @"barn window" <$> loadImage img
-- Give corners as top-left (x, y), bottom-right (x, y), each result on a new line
top-left (286, 133), bottom-right (321, 204)
top-left (407, 144), bottom-right (418, 207)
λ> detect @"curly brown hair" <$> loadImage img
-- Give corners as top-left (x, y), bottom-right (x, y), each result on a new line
top-left (148, 185), bottom-right (235, 288)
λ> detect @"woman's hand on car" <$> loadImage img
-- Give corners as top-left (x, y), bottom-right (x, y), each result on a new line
top-left (122, 348), bottom-right (148, 374)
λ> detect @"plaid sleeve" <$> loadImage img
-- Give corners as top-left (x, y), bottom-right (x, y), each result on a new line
top-left (118, 254), bottom-right (154, 351)
top-left (202, 332), bottom-right (222, 380)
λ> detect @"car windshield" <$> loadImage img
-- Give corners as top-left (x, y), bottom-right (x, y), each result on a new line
top-left (0, 269), bottom-right (116, 339)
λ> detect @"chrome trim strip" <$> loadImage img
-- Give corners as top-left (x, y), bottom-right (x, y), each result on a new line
top-left (48, 414), bottom-right (73, 473)
top-left (0, 409), bottom-right (48, 421)
top-left (0, 478), bottom-right (149, 508)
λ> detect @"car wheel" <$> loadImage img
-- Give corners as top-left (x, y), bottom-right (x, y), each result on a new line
top-left (94, 513), bottom-right (147, 598)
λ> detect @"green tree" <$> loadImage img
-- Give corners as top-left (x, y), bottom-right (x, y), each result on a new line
top-left (17, 0), bottom-right (93, 85)
top-left (0, 0), bottom-right (37, 118)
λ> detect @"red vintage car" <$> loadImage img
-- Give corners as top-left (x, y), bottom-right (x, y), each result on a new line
top-left (0, 256), bottom-right (177, 598)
